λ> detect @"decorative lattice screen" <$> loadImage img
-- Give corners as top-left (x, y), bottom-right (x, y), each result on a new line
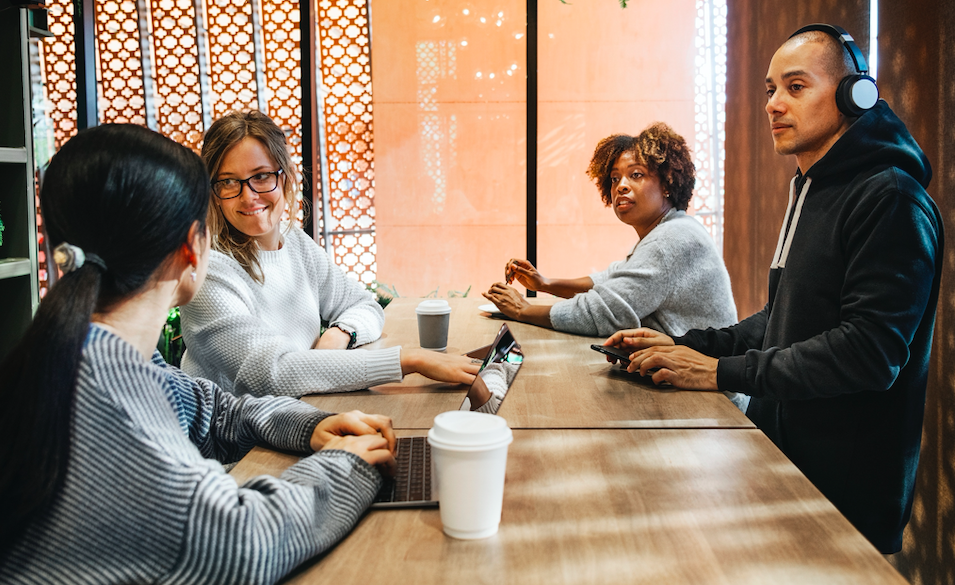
top-left (691, 0), bottom-right (728, 251)
top-left (34, 0), bottom-right (378, 286)
top-left (315, 0), bottom-right (376, 285)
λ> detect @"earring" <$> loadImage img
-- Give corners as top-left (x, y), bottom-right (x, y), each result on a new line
top-left (191, 271), bottom-right (197, 282)
top-left (665, 192), bottom-right (670, 198)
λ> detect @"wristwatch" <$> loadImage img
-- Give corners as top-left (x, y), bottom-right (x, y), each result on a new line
top-left (331, 323), bottom-right (358, 349)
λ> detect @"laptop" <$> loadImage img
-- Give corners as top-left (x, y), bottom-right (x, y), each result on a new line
top-left (371, 323), bottom-right (523, 509)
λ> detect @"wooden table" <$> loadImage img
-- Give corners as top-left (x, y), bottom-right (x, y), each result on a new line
top-left (304, 297), bottom-right (754, 430)
top-left (230, 296), bottom-right (905, 584)
top-left (231, 429), bottom-right (905, 584)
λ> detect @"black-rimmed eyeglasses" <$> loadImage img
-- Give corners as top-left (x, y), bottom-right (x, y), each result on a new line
top-left (211, 169), bottom-right (284, 200)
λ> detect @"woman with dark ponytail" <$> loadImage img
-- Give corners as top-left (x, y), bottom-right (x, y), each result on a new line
top-left (0, 124), bottom-right (396, 584)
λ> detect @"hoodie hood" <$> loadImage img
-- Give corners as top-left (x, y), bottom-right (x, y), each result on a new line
top-left (805, 99), bottom-right (932, 189)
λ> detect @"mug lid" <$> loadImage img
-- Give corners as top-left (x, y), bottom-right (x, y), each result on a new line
top-left (416, 299), bottom-right (452, 315)
top-left (428, 410), bottom-right (512, 448)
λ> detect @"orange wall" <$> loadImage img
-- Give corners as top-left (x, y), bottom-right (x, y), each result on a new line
top-left (372, 0), bottom-right (695, 297)
top-left (536, 0), bottom-right (697, 280)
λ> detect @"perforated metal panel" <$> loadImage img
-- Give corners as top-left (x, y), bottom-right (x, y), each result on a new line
top-left (39, 0), bottom-right (79, 150)
top-left (94, 0), bottom-right (148, 125)
top-left (316, 0), bottom-right (376, 285)
top-left (205, 0), bottom-right (259, 117)
top-left (259, 0), bottom-right (305, 224)
top-left (260, 0), bottom-right (304, 166)
top-left (34, 0), bottom-right (384, 288)
top-left (148, 0), bottom-right (205, 150)
top-left (691, 0), bottom-right (728, 251)
top-left (416, 40), bottom-right (457, 214)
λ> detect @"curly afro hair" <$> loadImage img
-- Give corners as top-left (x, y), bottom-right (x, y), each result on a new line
top-left (586, 122), bottom-right (696, 211)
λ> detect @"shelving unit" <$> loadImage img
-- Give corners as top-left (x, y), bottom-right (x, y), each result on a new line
top-left (0, 0), bottom-right (39, 362)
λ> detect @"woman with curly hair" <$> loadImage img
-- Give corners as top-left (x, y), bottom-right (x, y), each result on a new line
top-left (483, 122), bottom-right (737, 341)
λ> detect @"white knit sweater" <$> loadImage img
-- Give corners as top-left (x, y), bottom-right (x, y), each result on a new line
top-left (549, 211), bottom-right (738, 338)
top-left (181, 227), bottom-right (403, 397)
top-left (0, 325), bottom-right (381, 585)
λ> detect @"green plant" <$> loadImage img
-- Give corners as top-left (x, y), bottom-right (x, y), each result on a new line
top-left (369, 280), bottom-right (399, 309)
top-left (157, 307), bottom-right (186, 367)
top-left (370, 281), bottom-right (471, 306)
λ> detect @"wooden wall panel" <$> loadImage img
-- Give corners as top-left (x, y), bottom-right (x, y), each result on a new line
top-left (877, 0), bottom-right (955, 582)
top-left (723, 0), bottom-right (868, 318)
top-left (725, 0), bottom-right (954, 581)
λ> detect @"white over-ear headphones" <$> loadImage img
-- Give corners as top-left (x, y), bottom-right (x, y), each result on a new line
top-left (789, 24), bottom-right (880, 117)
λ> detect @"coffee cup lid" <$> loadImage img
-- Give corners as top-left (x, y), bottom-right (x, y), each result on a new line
top-left (428, 410), bottom-right (513, 450)
top-left (416, 299), bottom-right (452, 315)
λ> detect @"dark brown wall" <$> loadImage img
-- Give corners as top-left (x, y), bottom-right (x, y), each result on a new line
top-left (724, 1), bottom-right (955, 582)
top-left (724, 0), bottom-right (868, 317)
top-left (877, 1), bottom-right (955, 583)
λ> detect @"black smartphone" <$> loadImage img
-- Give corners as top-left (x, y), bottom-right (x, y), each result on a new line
top-left (591, 344), bottom-right (633, 364)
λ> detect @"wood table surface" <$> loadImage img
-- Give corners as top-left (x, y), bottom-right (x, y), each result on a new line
top-left (230, 429), bottom-right (904, 585)
top-left (303, 297), bottom-right (754, 430)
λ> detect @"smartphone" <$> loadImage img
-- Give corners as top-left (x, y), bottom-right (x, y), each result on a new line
top-left (592, 344), bottom-right (668, 384)
top-left (591, 344), bottom-right (633, 364)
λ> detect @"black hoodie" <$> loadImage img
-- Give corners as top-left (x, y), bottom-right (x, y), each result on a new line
top-left (676, 100), bottom-right (943, 553)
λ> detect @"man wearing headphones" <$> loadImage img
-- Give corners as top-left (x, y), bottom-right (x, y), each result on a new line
top-left (604, 25), bottom-right (943, 553)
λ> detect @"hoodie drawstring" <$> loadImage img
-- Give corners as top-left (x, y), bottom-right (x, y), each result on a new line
top-left (771, 176), bottom-right (812, 269)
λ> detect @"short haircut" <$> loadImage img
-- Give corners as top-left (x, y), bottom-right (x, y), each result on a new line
top-left (785, 30), bottom-right (857, 83)
top-left (586, 122), bottom-right (696, 211)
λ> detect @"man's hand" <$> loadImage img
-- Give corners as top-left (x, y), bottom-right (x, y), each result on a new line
top-left (311, 410), bottom-right (396, 454)
top-left (483, 282), bottom-right (530, 320)
top-left (603, 328), bottom-right (675, 352)
top-left (626, 345), bottom-right (719, 390)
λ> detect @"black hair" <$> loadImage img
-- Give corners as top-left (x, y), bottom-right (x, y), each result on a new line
top-left (586, 122), bottom-right (696, 211)
top-left (0, 124), bottom-right (209, 555)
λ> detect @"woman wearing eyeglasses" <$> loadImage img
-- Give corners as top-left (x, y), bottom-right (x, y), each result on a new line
top-left (180, 111), bottom-right (478, 398)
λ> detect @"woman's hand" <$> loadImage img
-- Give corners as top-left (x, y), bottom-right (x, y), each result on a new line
top-left (311, 410), bottom-right (396, 453)
top-left (314, 326), bottom-right (352, 350)
top-left (482, 283), bottom-right (530, 320)
top-left (321, 434), bottom-right (397, 474)
top-left (505, 258), bottom-right (548, 292)
top-left (401, 349), bottom-right (480, 385)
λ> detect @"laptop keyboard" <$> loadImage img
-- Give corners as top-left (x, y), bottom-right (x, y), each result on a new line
top-left (374, 436), bottom-right (432, 504)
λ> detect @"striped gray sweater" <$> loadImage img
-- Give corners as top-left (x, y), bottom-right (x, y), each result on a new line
top-left (1, 325), bottom-right (382, 584)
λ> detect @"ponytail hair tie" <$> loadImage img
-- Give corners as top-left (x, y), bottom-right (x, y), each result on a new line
top-left (53, 242), bottom-right (107, 274)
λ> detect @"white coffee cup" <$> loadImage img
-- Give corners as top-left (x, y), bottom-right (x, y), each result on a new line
top-left (428, 410), bottom-right (513, 539)
top-left (416, 299), bottom-right (452, 351)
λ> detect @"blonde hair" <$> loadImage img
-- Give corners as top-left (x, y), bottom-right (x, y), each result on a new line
top-left (201, 111), bottom-right (301, 283)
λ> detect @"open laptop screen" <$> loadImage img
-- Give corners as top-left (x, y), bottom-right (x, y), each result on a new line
top-left (371, 323), bottom-right (523, 509)
top-left (459, 323), bottom-right (523, 414)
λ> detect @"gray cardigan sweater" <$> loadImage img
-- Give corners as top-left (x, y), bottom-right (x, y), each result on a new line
top-left (549, 210), bottom-right (737, 338)
top-left (1, 325), bottom-right (381, 585)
